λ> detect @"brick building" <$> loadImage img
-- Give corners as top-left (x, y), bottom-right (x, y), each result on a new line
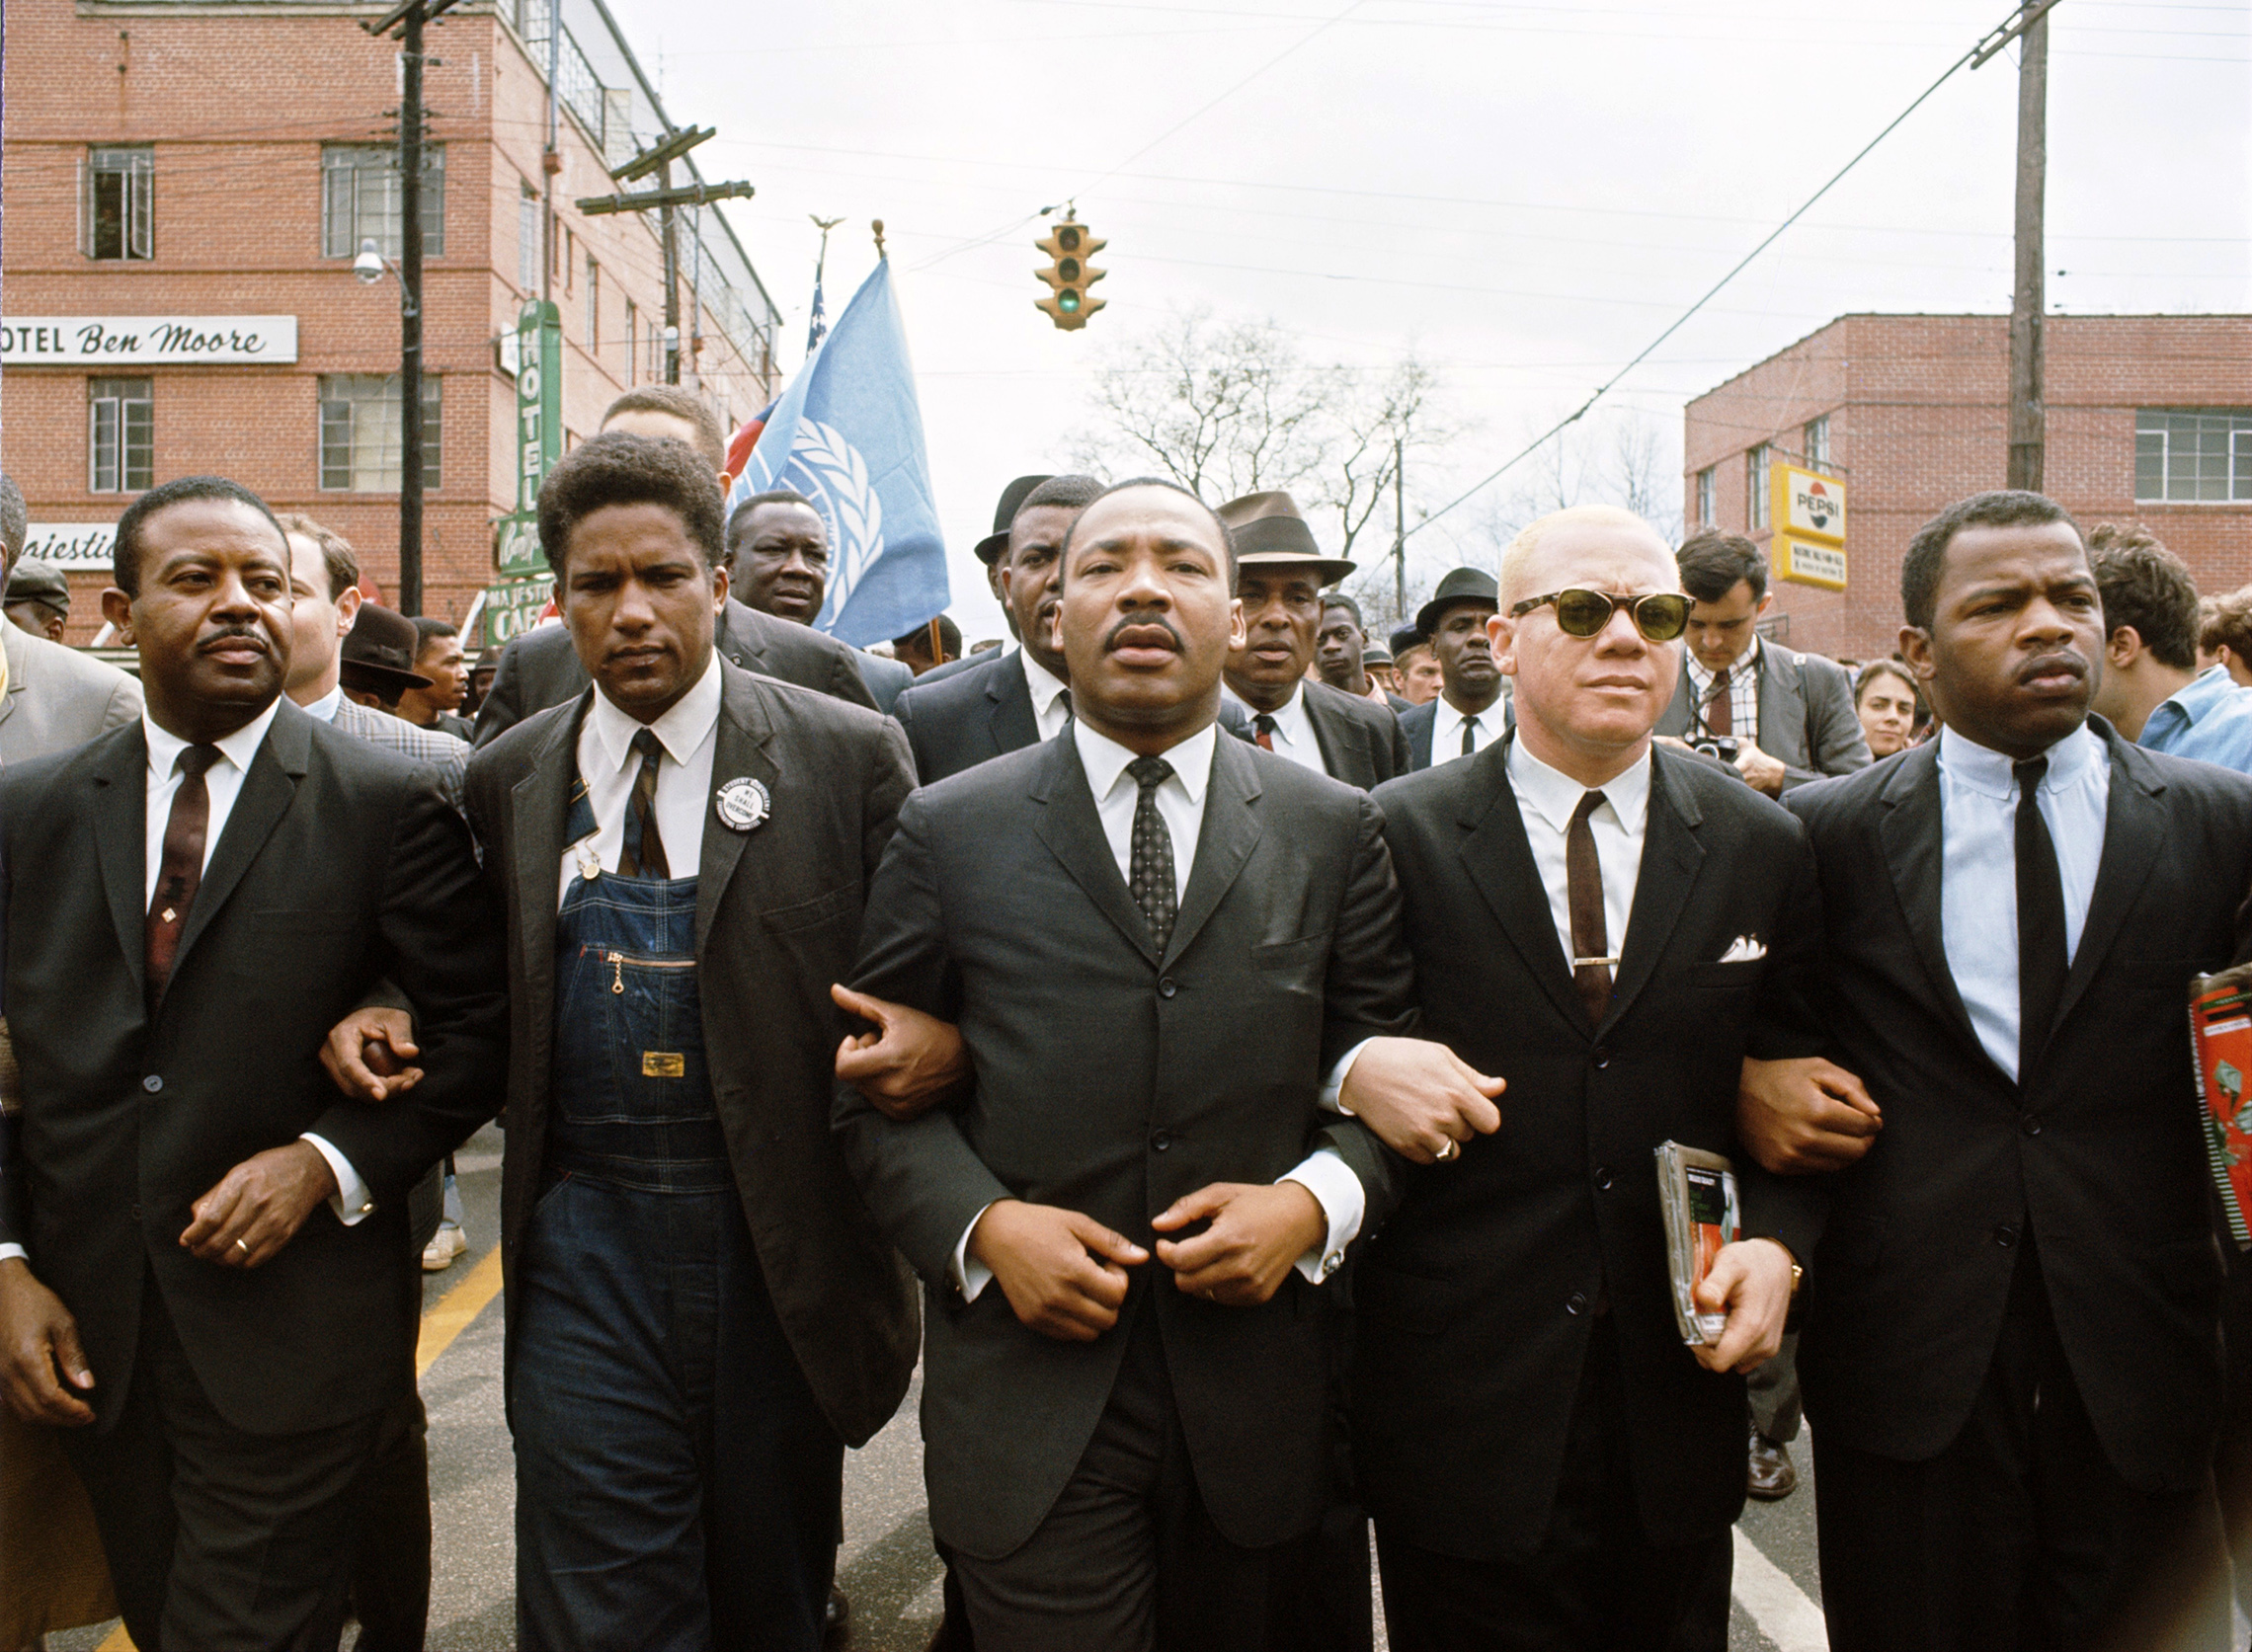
top-left (1, 0), bottom-right (782, 641)
top-left (1682, 314), bottom-right (2252, 662)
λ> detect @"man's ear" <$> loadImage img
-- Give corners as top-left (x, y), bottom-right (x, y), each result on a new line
top-left (2105, 625), bottom-right (2139, 669)
top-left (1897, 625), bottom-right (1936, 684)
top-left (335, 587), bottom-right (363, 636)
top-left (712, 561), bottom-right (731, 612)
top-left (101, 587), bottom-right (135, 644)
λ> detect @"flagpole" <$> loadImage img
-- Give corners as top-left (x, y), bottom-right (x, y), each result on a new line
top-left (807, 214), bottom-right (843, 356)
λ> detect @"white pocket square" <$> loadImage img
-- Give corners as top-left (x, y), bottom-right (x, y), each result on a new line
top-left (1718, 935), bottom-right (1767, 963)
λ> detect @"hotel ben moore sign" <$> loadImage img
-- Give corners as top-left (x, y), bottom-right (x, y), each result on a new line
top-left (0, 316), bottom-right (298, 366)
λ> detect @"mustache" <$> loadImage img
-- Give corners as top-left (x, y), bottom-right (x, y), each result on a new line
top-left (2016, 651), bottom-right (2088, 684)
top-left (198, 625), bottom-right (269, 654)
top-left (1103, 614), bottom-right (1183, 653)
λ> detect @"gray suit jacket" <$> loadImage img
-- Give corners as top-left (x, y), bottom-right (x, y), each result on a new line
top-left (0, 625), bottom-right (141, 767)
top-left (835, 732), bottom-right (1417, 1559)
top-left (856, 649), bottom-right (916, 716)
top-left (464, 660), bottom-right (921, 1449)
top-left (332, 697), bottom-right (469, 819)
top-left (1656, 641), bottom-right (1871, 789)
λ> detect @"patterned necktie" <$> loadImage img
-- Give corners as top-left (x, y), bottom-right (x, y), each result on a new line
top-left (618, 727), bottom-right (671, 879)
top-left (146, 744), bottom-right (220, 999)
top-left (2014, 756), bottom-right (2067, 1085)
top-left (1568, 790), bottom-right (1613, 1027)
top-left (1126, 755), bottom-right (1178, 956)
top-left (1704, 669), bottom-right (1732, 738)
top-left (1461, 714), bottom-right (1481, 758)
top-left (1253, 714), bottom-right (1277, 752)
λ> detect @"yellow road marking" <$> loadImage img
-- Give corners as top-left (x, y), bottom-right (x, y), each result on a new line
top-left (95, 1245), bottom-right (506, 1651)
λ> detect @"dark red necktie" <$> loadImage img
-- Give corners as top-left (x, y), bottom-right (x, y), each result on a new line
top-left (146, 744), bottom-right (220, 999)
top-left (1568, 790), bottom-right (1613, 1027)
top-left (1253, 714), bottom-right (1277, 752)
top-left (1705, 669), bottom-right (1732, 738)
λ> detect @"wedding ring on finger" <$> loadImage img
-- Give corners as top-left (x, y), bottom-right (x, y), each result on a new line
top-left (234, 1238), bottom-right (250, 1255)
top-left (1435, 1139), bottom-right (1461, 1162)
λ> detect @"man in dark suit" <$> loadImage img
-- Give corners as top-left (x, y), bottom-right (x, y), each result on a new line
top-left (727, 486), bottom-right (916, 713)
top-left (894, 475), bottom-right (1103, 784)
top-left (0, 475), bottom-right (506, 1651)
top-left (1398, 568), bottom-right (1505, 770)
top-left (461, 433), bottom-right (919, 1649)
top-left (1654, 528), bottom-right (1869, 795)
top-left (1744, 490), bottom-right (2249, 1652)
top-left (1218, 491), bottom-right (1408, 791)
top-left (1343, 505), bottom-right (1810, 1651)
top-left (835, 478), bottom-right (1422, 1649)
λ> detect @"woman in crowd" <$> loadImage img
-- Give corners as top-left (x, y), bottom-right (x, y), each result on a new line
top-left (1854, 658), bottom-right (1925, 758)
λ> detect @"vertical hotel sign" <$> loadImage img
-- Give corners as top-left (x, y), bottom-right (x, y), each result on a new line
top-left (486, 301), bottom-right (563, 644)
top-left (1770, 463), bottom-right (1847, 590)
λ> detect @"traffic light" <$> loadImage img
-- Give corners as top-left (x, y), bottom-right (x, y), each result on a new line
top-left (1034, 216), bottom-right (1106, 331)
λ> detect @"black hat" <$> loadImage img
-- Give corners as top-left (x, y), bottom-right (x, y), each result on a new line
top-left (340, 603), bottom-right (435, 699)
top-left (1216, 491), bottom-right (1356, 586)
top-left (1388, 623), bottom-right (1427, 659)
top-left (4, 557), bottom-right (69, 615)
top-left (974, 475), bottom-right (1056, 567)
top-left (1414, 566), bottom-right (1500, 638)
top-left (1361, 638), bottom-right (1394, 668)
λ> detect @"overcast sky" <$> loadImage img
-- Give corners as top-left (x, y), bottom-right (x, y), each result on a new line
top-left (638, 0), bottom-right (2248, 641)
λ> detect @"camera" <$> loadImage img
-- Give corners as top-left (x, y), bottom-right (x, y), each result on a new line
top-left (1690, 735), bottom-right (1740, 765)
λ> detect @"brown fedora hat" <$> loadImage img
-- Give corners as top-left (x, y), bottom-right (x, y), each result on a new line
top-left (1217, 490), bottom-right (1355, 587)
top-left (340, 602), bottom-right (436, 699)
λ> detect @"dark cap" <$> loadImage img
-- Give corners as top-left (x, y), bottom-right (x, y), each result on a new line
top-left (1414, 566), bottom-right (1500, 638)
top-left (974, 475), bottom-right (1056, 567)
top-left (1389, 623), bottom-right (1427, 660)
top-left (1361, 639), bottom-right (1394, 669)
top-left (340, 603), bottom-right (435, 699)
top-left (471, 646), bottom-right (504, 673)
top-left (4, 557), bottom-right (70, 615)
top-left (1216, 491), bottom-right (1355, 586)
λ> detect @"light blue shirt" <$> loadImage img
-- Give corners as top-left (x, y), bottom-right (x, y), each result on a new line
top-left (1938, 723), bottom-right (2110, 1081)
top-left (2138, 666), bottom-right (2252, 776)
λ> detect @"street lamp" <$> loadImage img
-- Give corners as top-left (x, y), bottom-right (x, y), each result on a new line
top-left (351, 237), bottom-right (425, 614)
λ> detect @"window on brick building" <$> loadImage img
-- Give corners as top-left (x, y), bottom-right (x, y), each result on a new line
top-left (1695, 467), bottom-right (1715, 528)
top-left (88, 377), bottom-right (153, 494)
top-left (625, 300), bottom-right (638, 381)
top-left (586, 259), bottom-right (600, 350)
top-left (82, 148), bottom-right (154, 262)
top-left (1804, 416), bottom-right (1830, 468)
top-left (519, 184), bottom-right (540, 291)
top-left (1747, 444), bottom-right (1771, 529)
top-left (2136, 409), bottom-right (2252, 503)
top-left (322, 145), bottom-right (445, 261)
top-left (318, 374), bottom-right (442, 493)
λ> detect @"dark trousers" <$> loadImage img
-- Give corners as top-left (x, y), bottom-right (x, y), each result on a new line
top-left (1816, 1248), bottom-right (2230, 1652)
top-left (951, 1298), bottom-right (1305, 1652)
top-left (60, 1284), bottom-right (388, 1652)
top-left (347, 1392), bottom-right (431, 1652)
top-left (512, 1173), bottom-right (844, 1652)
top-left (1747, 1329), bottom-right (1802, 1445)
top-left (1375, 1318), bottom-right (1731, 1652)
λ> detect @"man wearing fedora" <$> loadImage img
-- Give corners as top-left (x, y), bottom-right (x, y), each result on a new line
top-left (1219, 491), bottom-right (1409, 792)
top-left (1399, 568), bottom-right (1508, 771)
top-left (912, 474), bottom-right (1060, 691)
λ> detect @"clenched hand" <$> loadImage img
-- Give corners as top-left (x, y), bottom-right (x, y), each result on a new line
top-left (832, 983), bottom-right (972, 1122)
top-left (1737, 1056), bottom-right (1880, 1174)
top-left (1152, 1182), bottom-right (1327, 1306)
top-left (320, 1006), bottom-right (423, 1103)
top-left (1691, 1237), bottom-right (1797, 1375)
top-left (180, 1141), bottom-right (338, 1268)
top-left (970, 1201), bottom-right (1148, 1343)
top-left (1336, 1037), bottom-right (1505, 1164)
top-left (0, 1258), bottom-right (94, 1426)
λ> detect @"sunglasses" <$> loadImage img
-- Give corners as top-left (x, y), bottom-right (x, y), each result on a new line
top-left (1508, 588), bottom-right (1691, 642)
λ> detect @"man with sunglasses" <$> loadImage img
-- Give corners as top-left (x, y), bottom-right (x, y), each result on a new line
top-left (1343, 505), bottom-right (1825, 1651)
top-left (1655, 530), bottom-right (1870, 796)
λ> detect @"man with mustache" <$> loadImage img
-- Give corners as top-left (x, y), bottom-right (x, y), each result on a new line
top-left (1744, 490), bottom-right (2252, 1651)
top-left (1398, 568), bottom-right (1505, 770)
top-left (834, 478), bottom-right (1442, 1649)
top-left (0, 476), bottom-right (506, 1650)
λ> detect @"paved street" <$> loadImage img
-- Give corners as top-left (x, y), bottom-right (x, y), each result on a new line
top-left (58, 1124), bottom-right (1832, 1652)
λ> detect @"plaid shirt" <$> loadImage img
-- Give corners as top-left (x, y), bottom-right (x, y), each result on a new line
top-left (1685, 635), bottom-right (1761, 743)
top-left (330, 696), bottom-right (470, 821)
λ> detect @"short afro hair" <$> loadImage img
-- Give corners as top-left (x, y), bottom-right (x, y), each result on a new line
top-left (2089, 524), bottom-right (2199, 671)
top-left (114, 476), bottom-right (288, 597)
top-left (1018, 474), bottom-right (1106, 515)
top-left (1900, 490), bottom-right (2081, 631)
top-left (537, 432), bottom-right (726, 577)
top-left (1676, 528), bottom-right (1768, 603)
top-left (726, 489), bottom-right (823, 553)
top-left (601, 386), bottom-right (727, 473)
top-left (1061, 477), bottom-right (1236, 580)
top-left (1322, 591), bottom-right (1366, 628)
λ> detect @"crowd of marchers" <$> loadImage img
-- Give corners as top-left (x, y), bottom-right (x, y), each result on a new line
top-left (7, 381), bottom-right (2252, 1652)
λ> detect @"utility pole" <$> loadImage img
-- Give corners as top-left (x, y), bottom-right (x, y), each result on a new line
top-left (660, 155), bottom-right (681, 382)
top-left (1392, 435), bottom-right (1407, 622)
top-left (2007, 3), bottom-right (2050, 492)
top-left (578, 125), bottom-right (751, 390)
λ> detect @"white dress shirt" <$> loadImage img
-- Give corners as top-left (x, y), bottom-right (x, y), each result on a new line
top-left (1937, 723), bottom-right (2109, 1081)
top-left (1022, 650), bottom-right (1074, 743)
top-left (1685, 634), bottom-right (1762, 744)
top-left (1431, 693), bottom-right (1504, 766)
top-left (1245, 684), bottom-right (1329, 778)
top-left (1507, 738), bottom-right (1652, 970)
top-left (949, 716), bottom-right (1364, 1300)
top-left (303, 685), bottom-right (345, 725)
top-left (559, 654), bottom-right (723, 905)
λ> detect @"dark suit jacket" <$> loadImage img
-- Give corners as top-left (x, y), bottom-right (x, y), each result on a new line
top-left (464, 661), bottom-right (920, 1449)
top-left (472, 596), bottom-right (877, 746)
top-left (856, 649), bottom-right (916, 715)
top-left (835, 732), bottom-right (1416, 1559)
top-left (1299, 679), bottom-right (1410, 791)
top-left (1354, 741), bottom-right (1826, 1560)
top-left (893, 647), bottom-right (1039, 785)
top-left (0, 700), bottom-right (507, 1436)
top-left (914, 643), bottom-right (1004, 689)
top-left (1785, 726), bottom-right (2252, 1491)
top-left (1656, 642), bottom-right (1870, 789)
top-left (1399, 692), bottom-right (1513, 772)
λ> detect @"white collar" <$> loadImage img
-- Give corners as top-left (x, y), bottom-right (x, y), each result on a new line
top-left (1020, 648), bottom-right (1071, 714)
top-left (1434, 691), bottom-right (1498, 729)
top-left (1937, 720), bottom-right (2103, 802)
top-left (1073, 717), bottom-right (1220, 807)
top-left (303, 686), bottom-right (345, 724)
top-left (1506, 735), bottom-right (1653, 837)
top-left (1688, 633), bottom-right (1761, 688)
top-left (143, 695), bottom-right (284, 780)
top-left (587, 651), bottom-right (723, 774)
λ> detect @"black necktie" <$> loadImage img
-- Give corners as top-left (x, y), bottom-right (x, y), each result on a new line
top-left (1568, 791), bottom-right (1612, 1028)
top-left (1461, 714), bottom-right (1481, 758)
top-left (618, 728), bottom-right (670, 879)
top-left (1127, 755), bottom-right (1178, 956)
top-left (1253, 714), bottom-right (1277, 752)
top-left (1057, 686), bottom-right (1073, 725)
top-left (2015, 756), bottom-right (2067, 1085)
top-left (146, 744), bottom-right (219, 1000)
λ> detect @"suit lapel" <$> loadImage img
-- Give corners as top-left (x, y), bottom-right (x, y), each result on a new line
top-left (0, 630), bottom-right (25, 733)
top-left (172, 700), bottom-right (309, 977)
top-left (1757, 648), bottom-right (1807, 765)
top-left (1302, 691), bottom-right (1351, 785)
top-left (1598, 754), bottom-right (1706, 1036)
top-left (719, 599), bottom-right (769, 675)
top-left (1876, 742), bottom-right (1986, 1059)
top-left (1660, 668), bottom-right (1696, 739)
top-left (1456, 747), bottom-right (1587, 1033)
top-left (1030, 735), bottom-right (1161, 967)
top-left (695, 665), bottom-right (781, 949)
top-left (1165, 737), bottom-right (1262, 968)
top-left (1408, 703), bottom-right (1433, 770)
top-left (510, 691), bottom-right (589, 1014)
top-left (990, 654), bottom-right (1039, 756)
top-left (90, 723), bottom-right (152, 996)
top-left (2051, 729), bottom-right (2166, 1038)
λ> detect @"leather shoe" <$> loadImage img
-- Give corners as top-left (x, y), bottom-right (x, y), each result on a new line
top-left (1747, 1430), bottom-right (1797, 1501)
top-left (825, 1584), bottom-right (849, 1642)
